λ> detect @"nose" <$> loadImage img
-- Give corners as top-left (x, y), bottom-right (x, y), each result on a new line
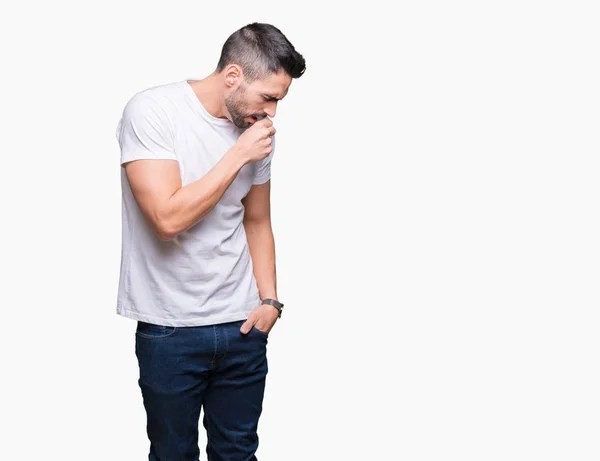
top-left (264, 102), bottom-right (277, 118)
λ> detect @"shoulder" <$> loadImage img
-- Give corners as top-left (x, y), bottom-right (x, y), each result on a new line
top-left (123, 81), bottom-right (183, 120)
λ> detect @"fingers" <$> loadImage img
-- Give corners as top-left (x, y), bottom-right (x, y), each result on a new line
top-left (257, 120), bottom-right (274, 133)
top-left (259, 118), bottom-right (273, 128)
top-left (250, 118), bottom-right (275, 138)
top-left (259, 119), bottom-right (276, 136)
top-left (240, 316), bottom-right (256, 335)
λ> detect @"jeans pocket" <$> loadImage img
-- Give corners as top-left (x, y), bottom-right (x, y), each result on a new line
top-left (251, 325), bottom-right (269, 338)
top-left (136, 321), bottom-right (177, 340)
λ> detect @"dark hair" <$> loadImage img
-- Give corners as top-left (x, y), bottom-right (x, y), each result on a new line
top-left (216, 23), bottom-right (306, 82)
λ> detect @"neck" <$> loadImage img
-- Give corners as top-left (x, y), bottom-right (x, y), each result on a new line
top-left (187, 73), bottom-right (229, 120)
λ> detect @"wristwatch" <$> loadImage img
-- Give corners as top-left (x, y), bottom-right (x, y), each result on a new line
top-left (261, 298), bottom-right (284, 318)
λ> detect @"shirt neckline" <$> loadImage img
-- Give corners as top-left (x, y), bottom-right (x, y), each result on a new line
top-left (183, 80), bottom-right (233, 128)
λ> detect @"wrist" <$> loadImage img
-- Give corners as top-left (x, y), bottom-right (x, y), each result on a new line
top-left (260, 293), bottom-right (278, 301)
top-left (261, 298), bottom-right (284, 318)
top-left (228, 145), bottom-right (250, 167)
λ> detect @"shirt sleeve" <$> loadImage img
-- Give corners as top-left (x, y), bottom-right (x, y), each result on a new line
top-left (116, 94), bottom-right (177, 166)
top-left (253, 135), bottom-right (276, 185)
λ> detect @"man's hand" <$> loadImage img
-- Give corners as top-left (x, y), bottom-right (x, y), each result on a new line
top-left (240, 303), bottom-right (280, 335)
top-left (234, 118), bottom-right (276, 163)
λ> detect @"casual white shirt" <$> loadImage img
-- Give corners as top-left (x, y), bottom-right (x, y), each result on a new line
top-left (115, 80), bottom-right (275, 326)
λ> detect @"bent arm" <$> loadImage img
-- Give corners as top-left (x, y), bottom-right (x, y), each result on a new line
top-left (124, 148), bottom-right (247, 240)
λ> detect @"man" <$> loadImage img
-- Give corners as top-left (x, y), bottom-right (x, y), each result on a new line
top-left (115, 22), bottom-right (306, 460)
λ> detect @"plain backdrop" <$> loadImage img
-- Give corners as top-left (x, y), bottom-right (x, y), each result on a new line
top-left (1, 1), bottom-right (598, 460)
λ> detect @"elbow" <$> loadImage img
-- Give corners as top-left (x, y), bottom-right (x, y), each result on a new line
top-left (155, 220), bottom-right (179, 241)
top-left (154, 210), bottom-right (180, 241)
top-left (243, 215), bottom-right (272, 229)
top-left (156, 228), bottom-right (177, 241)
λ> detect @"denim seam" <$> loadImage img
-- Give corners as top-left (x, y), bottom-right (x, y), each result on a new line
top-left (136, 327), bottom-right (178, 340)
top-left (224, 327), bottom-right (230, 358)
top-left (210, 326), bottom-right (218, 367)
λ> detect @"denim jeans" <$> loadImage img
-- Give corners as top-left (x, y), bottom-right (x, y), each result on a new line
top-left (135, 319), bottom-right (269, 461)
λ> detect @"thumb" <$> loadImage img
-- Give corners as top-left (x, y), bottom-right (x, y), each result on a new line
top-left (240, 317), bottom-right (255, 335)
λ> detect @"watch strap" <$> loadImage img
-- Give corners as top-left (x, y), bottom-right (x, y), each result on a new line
top-left (261, 298), bottom-right (284, 317)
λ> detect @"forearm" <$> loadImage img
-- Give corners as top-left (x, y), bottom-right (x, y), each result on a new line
top-left (158, 148), bottom-right (247, 238)
top-left (244, 218), bottom-right (278, 300)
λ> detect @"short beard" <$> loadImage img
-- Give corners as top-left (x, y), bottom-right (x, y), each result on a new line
top-left (225, 84), bottom-right (252, 129)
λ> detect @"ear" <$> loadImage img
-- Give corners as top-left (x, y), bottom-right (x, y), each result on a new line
top-left (224, 64), bottom-right (243, 88)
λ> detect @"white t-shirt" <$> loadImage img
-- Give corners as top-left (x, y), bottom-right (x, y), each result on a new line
top-left (115, 80), bottom-right (275, 327)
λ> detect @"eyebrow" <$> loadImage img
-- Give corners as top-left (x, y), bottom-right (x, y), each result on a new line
top-left (263, 94), bottom-right (281, 101)
top-left (263, 89), bottom-right (289, 101)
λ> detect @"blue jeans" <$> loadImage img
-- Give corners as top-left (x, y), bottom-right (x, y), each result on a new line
top-left (135, 319), bottom-right (269, 461)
